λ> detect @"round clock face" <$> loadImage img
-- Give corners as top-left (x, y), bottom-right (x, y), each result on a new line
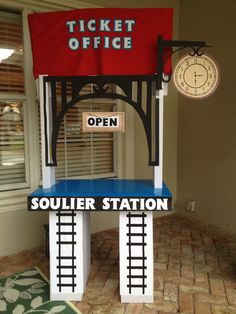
top-left (173, 54), bottom-right (220, 99)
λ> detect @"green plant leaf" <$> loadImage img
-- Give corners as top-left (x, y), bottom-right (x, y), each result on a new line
top-left (27, 288), bottom-right (44, 294)
top-left (3, 288), bottom-right (20, 303)
top-left (0, 299), bottom-right (7, 311)
top-left (48, 305), bottom-right (66, 313)
top-left (20, 291), bottom-right (32, 299)
top-left (30, 296), bottom-right (43, 309)
top-left (21, 270), bottom-right (39, 277)
top-left (4, 278), bottom-right (14, 288)
top-left (14, 279), bottom-right (43, 286)
top-left (31, 282), bottom-right (47, 289)
top-left (12, 304), bottom-right (25, 314)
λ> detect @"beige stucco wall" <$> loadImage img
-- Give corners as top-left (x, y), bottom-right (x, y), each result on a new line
top-left (0, 211), bottom-right (48, 256)
top-left (177, 0), bottom-right (236, 232)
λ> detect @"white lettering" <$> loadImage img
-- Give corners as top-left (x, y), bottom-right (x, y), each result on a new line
top-left (86, 198), bottom-right (95, 210)
top-left (31, 198), bottom-right (39, 210)
top-left (104, 36), bottom-right (110, 48)
top-left (157, 199), bottom-right (168, 210)
top-left (125, 20), bottom-right (136, 32)
top-left (50, 197), bottom-right (61, 210)
top-left (119, 198), bottom-right (131, 210)
top-left (129, 198), bottom-right (139, 210)
top-left (82, 37), bottom-right (90, 49)
top-left (70, 198), bottom-right (75, 210)
top-left (94, 36), bottom-right (101, 48)
top-left (103, 198), bottom-right (110, 210)
top-left (68, 37), bottom-right (79, 50)
top-left (62, 198), bottom-right (70, 209)
top-left (79, 20), bottom-right (85, 32)
top-left (100, 19), bottom-right (110, 31)
top-left (87, 19), bottom-right (96, 32)
top-left (76, 198), bottom-right (85, 209)
top-left (114, 19), bottom-right (122, 31)
top-left (40, 198), bottom-right (50, 210)
top-left (66, 20), bottom-right (76, 33)
top-left (146, 199), bottom-right (156, 210)
top-left (112, 37), bottom-right (121, 49)
top-left (123, 37), bottom-right (132, 49)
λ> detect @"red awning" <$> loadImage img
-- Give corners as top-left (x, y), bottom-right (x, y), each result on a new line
top-left (28, 8), bottom-right (173, 78)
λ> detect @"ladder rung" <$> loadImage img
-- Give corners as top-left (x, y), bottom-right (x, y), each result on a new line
top-left (57, 256), bottom-right (76, 260)
top-left (56, 241), bottom-right (76, 245)
top-left (127, 284), bottom-right (147, 288)
top-left (56, 232), bottom-right (76, 235)
top-left (126, 233), bottom-right (147, 236)
top-left (57, 284), bottom-right (76, 287)
top-left (56, 213), bottom-right (76, 216)
top-left (127, 266), bottom-right (147, 269)
top-left (126, 224), bottom-right (147, 227)
top-left (126, 213), bottom-right (146, 217)
top-left (57, 266), bottom-right (76, 269)
top-left (57, 274), bottom-right (76, 278)
top-left (126, 242), bottom-right (147, 246)
top-left (127, 256), bottom-right (147, 260)
top-left (127, 275), bottom-right (147, 278)
top-left (56, 223), bottom-right (76, 226)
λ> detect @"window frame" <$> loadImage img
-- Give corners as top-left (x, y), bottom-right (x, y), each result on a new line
top-left (0, 8), bottom-right (124, 212)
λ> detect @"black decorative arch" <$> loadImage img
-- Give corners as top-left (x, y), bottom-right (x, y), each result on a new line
top-left (43, 74), bottom-right (159, 167)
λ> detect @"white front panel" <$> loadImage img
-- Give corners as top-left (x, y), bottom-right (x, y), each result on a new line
top-left (49, 211), bottom-right (90, 301)
top-left (119, 211), bottom-right (153, 303)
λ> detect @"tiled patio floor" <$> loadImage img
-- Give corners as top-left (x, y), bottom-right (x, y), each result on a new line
top-left (1, 214), bottom-right (236, 313)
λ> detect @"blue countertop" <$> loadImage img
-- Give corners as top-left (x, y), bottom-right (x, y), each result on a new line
top-left (30, 179), bottom-right (172, 198)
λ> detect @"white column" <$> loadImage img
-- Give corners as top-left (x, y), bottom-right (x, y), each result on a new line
top-left (39, 74), bottom-right (55, 188)
top-left (50, 211), bottom-right (90, 301)
top-left (119, 211), bottom-right (153, 303)
top-left (154, 85), bottom-right (165, 189)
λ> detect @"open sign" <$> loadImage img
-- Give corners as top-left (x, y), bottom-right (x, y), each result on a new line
top-left (82, 112), bottom-right (125, 132)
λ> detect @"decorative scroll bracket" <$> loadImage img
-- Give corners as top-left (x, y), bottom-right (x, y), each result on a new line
top-left (156, 36), bottom-right (210, 90)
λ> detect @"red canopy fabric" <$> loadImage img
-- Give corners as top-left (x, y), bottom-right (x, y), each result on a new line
top-left (28, 8), bottom-right (173, 78)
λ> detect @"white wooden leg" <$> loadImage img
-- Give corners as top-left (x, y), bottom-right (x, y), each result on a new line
top-left (119, 211), bottom-right (153, 303)
top-left (49, 211), bottom-right (90, 301)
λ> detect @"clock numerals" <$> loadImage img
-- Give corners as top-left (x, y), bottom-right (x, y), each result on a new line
top-left (173, 54), bottom-right (220, 99)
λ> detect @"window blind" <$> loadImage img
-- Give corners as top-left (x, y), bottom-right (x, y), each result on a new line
top-left (39, 83), bottom-right (115, 180)
top-left (0, 10), bottom-right (26, 189)
top-left (0, 10), bottom-right (24, 93)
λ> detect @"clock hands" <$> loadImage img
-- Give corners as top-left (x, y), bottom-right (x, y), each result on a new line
top-left (194, 71), bottom-right (204, 85)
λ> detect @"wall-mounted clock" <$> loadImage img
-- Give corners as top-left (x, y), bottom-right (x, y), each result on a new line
top-left (173, 53), bottom-right (220, 99)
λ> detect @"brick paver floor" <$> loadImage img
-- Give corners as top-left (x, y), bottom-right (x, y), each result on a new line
top-left (1, 213), bottom-right (236, 313)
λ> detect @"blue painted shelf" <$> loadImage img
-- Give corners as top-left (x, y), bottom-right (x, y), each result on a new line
top-left (30, 179), bottom-right (172, 198)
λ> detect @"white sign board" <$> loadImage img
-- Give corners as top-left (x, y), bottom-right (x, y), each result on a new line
top-left (82, 112), bottom-right (125, 132)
